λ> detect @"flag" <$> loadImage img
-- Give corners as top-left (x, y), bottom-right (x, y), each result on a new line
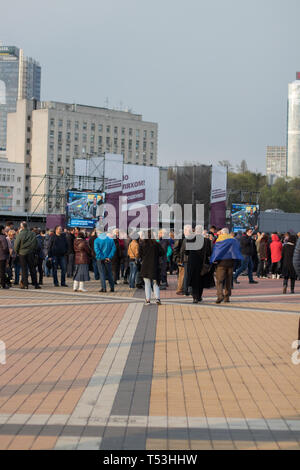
top-left (210, 238), bottom-right (243, 263)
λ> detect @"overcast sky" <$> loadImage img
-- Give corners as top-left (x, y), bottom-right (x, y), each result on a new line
top-left (2, 0), bottom-right (299, 173)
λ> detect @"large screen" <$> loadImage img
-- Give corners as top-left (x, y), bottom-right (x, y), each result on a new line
top-left (67, 191), bottom-right (106, 228)
top-left (231, 203), bottom-right (259, 232)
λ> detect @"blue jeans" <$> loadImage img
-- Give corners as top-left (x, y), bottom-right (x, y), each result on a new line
top-left (234, 255), bottom-right (254, 282)
top-left (129, 261), bottom-right (138, 288)
top-left (97, 260), bottom-right (114, 290)
top-left (144, 278), bottom-right (160, 301)
top-left (92, 258), bottom-right (100, 280)
top-left (52, 255), bottom-right (66, 286)
top-left (14, 259), bottom-right (20, 284)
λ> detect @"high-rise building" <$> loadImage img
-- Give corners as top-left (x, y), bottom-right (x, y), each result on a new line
top-left (287, 74), bottom-right (300, 178)
top-left (266, 146), bottom-right (287, 183)
top-left (0, 45), bottom-right (41, 150)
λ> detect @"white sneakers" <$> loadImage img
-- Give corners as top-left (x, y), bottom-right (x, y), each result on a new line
top-left (73, 281), bottom-right (87, 292)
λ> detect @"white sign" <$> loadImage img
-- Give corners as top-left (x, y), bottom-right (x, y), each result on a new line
top-left (210, 165), bottom-right (227, 204)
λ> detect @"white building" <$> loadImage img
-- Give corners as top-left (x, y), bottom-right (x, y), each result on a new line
top-left (0, 155), bottom-right (25, 214)
top-left (266, 146), bottom-right (287, 182)
top-left (7, 99), bottom-right (158, 214)
top-left (287, 75), bottom-right (300, 178)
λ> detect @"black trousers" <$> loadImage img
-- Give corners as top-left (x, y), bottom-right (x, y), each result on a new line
top-left (0, 259), bottom-right (6, 288)
top-left (19, 253), bottom-right (38, 287)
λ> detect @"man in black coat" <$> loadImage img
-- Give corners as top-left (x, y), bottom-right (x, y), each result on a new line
top-left (233, 228), bottom-right (258, 284)
top-left (48, 226), bottom-right (68, 287)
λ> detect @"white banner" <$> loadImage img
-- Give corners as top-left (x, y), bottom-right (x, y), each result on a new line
top-left (122, 164), bottom-right (159, 210)
top-left (210, 165), bottom-right (227, 203)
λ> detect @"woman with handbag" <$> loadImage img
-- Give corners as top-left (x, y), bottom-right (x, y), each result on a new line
top-left (73, 231), bottom-right (91, 292)
top-left (128, 234), bottom-right (140, 289)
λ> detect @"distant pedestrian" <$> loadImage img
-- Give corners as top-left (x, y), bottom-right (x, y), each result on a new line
top-left (94, 227), bottom-right (116, 293)
top-left (210, 228), bottom-right (243, 304)
top-left (15, 221), bottom-right (40, 289)
top-left (270, 233), bottom-right (283, 279)
top-left (139, 229), bottom-right (164, 305)
top-left (281, 234), bottom-right (297, 294)
top-left (47, 226), bottom-right (68, 287)
top-left (0, 225), bottom-right (9, 289)
top-left (233, 228), bottom-right (258, 285)
top-left (73, 232), bottom-right (91, 292)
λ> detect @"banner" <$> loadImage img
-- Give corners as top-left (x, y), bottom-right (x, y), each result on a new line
top-left (210, 166), bottom-right (227, 228)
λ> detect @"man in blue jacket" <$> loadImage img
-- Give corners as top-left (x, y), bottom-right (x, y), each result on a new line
top-left (94, 227), bottom-right (116, 292)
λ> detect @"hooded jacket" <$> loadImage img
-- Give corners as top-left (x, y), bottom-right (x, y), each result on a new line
top-left (270, 234), bottom-right (282, 263)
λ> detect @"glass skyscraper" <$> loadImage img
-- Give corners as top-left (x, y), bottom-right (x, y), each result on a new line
top-left (0, 45), bottom-right (41, 150)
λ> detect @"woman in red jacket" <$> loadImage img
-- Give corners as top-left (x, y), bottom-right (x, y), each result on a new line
top-left (270, 233), bottom-right (283, 279)
top-left (73, 232), bottom-right (91, 292)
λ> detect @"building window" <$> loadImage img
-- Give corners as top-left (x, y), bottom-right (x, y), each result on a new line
top-left (136, 140), bottom-right (139, 150)
top-left (67, 120), bottom-right (71, 129)
top-left (98, 124), bottom-right (103, 132)
top-left (144, 130), bottom-right (147, 139)
top-left (106, 137), bottom-right (110, 145)
top-left (58, 119), bottom-right (63, 127)
top-left (83, 134), bottom-right (87, 143)
top-left (75, 133), bottom-right (79, 142)
top-left (106, 125), bottom-right (110, 133)
top-left (98, 136), bottom-right (102, 144)
top-left (17, 177), bottom-right (21, 183)
top-left (90, 135), bottom-right (95, 144)
top-left (122, 128), bottom-right (125, 136)
top-left (50, 118), bottom-right (55, 127)
top-left (150, 131), bottom-right (154, 139)
top-left (58, 132), bottom-right (62, 142)
top-left (114, 126), bottom-right (118, 134)
top-left (75, 121), bottom-right (79, 130)
top-left (136, 129), bottom-right (140, 138)
top-left (129, 128), bottom-right (132, 136)
top-left (143, 141), bottom-right (147, 151)
top-left (83, 122), bottom-right (87, 130)
top-left (91, 123), bottom-right (95, 132)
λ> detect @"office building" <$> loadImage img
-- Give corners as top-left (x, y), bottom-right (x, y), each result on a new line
top-left (0, 44), bottom-right (41, 150)
top-left (287, 74), bottom-right (300, 178)
top-left (7, 99), bottom-right (158, 214)
top-left (266, 146), bottom-right (287, 183)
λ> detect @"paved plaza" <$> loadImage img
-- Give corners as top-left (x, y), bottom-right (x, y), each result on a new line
top-left (0, 276), bottom-right (299, 450)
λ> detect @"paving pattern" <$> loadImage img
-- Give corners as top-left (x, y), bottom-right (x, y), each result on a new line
top-left (0, 275), bottom-right (299, 450)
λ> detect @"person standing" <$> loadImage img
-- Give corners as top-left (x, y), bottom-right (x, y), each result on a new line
top-left (111, 229), bottom-right (122, 284)
top-left (233, 228), bottom-right (258, 285)
top-left (73, 231), bottom-right (91, 292)
top-left (210, 228), bottom-right (243, 303)
top-left (281, 234), bottom-right (297, 294)
top-left (258, 234), bottom-right (270, 278)
top-left (66, 228), bottom-right (76, 278)
top-left (128, 234), bottom-right (140, 289)
top-left (0, 225), bottom-right (9, 289)
top-left (34, 228), bottom-right (45, 286)
top-left (186, 231), bottom-right (214, 304)
top-left (270, 233), bottom-right (283, 279)
top-left (47, 225), bottom-right (68, 287)
top-left (94, 227), bottom-right (116, 293)
top-left (139, 229), bottom-right (164, 305)
top-left (14, 221), bottom-right (40, 290)
top-left (88, 228), bottom-right (100, 281)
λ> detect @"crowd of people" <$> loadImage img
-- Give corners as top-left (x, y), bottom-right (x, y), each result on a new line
top-left (1, 220), bottom-right (300, 305)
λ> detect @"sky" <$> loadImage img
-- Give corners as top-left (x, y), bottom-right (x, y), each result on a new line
top-left (1, 0), bottom-right (300, 173)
